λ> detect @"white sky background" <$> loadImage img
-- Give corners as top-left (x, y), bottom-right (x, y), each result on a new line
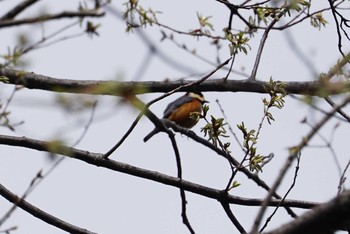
top-left (0, 0), bottom-right (350, 233)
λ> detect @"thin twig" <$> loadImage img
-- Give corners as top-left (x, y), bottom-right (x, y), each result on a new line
top-left (223, 54), bottom-right (235, 81)
top-left (249, 9), bottom-right (286, 80)
top-left (104, 112), bottom-right (143, 157)
top-left (337, 159), bottom-right (350, 195)
top-left (325, 97), bottom-right (350, 122)
top-left (72, 100), bottom-right (98, 147)
top-left (302, 118), bottom-right (342, 177)
top-left (289, 94), bottom-right (349, 122)
top-left (215, 99), bottom-right (245, 152)
top-left (260, 152), bottom-right (301, 232)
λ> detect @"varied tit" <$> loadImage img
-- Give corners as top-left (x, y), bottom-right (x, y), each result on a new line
top-left (143, 92), bottom-right (208, 142)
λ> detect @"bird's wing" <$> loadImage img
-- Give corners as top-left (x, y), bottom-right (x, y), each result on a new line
top-left (163, 95), bottom-right (193, 118)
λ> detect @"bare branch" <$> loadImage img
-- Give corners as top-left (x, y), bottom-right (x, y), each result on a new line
top-left (325, 97), bottom-right (350, 122)
top-left (219, 192), bottom-right (247, 233)
top-left (2, 68), bottom-right (350, 96)
top-left (1, 0), bottom-right (41, 20)
top-left (267, 190), bottom-right (350, 234)
top-left (0, 10), bottom-right (105, 28)
top-left (338, 159), bottom-right (350, 195)
top-left (0, 182), bottom-right (96, 234)
top-left (0, 134), bottom-right (318, 209)
top-left (249, 9), bottom-right (283, 80)
top-left (168, 121), bottom-right (195, 233)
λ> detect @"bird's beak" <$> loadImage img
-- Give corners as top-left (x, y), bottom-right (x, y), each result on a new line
top-left (203, 100), bottom-right (209, 103)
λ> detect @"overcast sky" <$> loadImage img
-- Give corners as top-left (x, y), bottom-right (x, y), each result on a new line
top-left (1, 1), bottom-right (350, 233)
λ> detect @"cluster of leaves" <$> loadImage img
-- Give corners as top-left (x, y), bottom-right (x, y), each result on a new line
top-left (263, 77), bottom-right (287, 124)
top-left (225, 31), bottom-right (251, 55)
top-left (249, 0), bottom-right (324, 29)
top-left (251, 6), bottom-right (282, 25)
top-left (123, 0), bottom-right (160, 32)
top-left (310, 13), bottom-right (328, 30)
top-left (200, 105), bottom-right (230, 153)
top-left (198, 77), bottom-right (286, 173)
top-left (189, 13), bottom-right (215, 37)
top-left (0, 36), bottom-right (30, 67)
top-left (237, 122), bottom-right (266, 172)
top-left (78, 1), bottom-right (102, 37)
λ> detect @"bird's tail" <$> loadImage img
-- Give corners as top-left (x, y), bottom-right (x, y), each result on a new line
top-left (143, 128), bottom-right (160, 142)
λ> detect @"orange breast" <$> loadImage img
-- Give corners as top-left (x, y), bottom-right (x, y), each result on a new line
top-left (167, 99), bottom-right (202, 128)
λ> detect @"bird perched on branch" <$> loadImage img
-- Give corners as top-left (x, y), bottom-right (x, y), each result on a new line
top-left (143, 92), bottom-right (208, 142)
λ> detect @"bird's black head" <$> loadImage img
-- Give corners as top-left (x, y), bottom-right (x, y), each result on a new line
top-left (187, 92), bottom-right (209, 103)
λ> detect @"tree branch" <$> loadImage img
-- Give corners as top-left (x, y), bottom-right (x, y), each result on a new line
top-left (1, 68), bottom-right (350, 96)
top-left (0, 134), bottom-right (318, 210)
top-left (1, 0), bottom-right (41, 20)
top-left (0, 182), bottom-right (96, 234)
top-left (0, 10), bottom-right (105, 28)
top-left (267, 190), bottom-right (350, 234)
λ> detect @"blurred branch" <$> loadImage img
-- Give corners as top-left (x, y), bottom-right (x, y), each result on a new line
top-left (0, 10), bottom-right (105, 28)
top-left (1, 0), bottom-right (41, 20)
top-left (266, 190), bottom-right (350, 234)
top-left (338, 160), bottom-right (350, 195)
top-left (0, 182), bottom-right (96, 234)
top-left (2, 67), bottom-right (350, 96)
top-left (0, 134), bottom-right (318, 209)
top-left (325, 97), bottom-right (350, 122)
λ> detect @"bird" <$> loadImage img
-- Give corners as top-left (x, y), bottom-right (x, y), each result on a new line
top-left (143, 92), bottom-right (208, 142)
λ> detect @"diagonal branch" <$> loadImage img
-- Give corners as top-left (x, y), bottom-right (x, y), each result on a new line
top-left (0, 182), bottom-right (96, 234)
top-left (266, 190), bottom-right (350, 234)
top-left (1, 0), bottom-right (41, 20)
top-left (0, 134), bottom-right (318, 209)
top-left (219, 191), bottom-right (247, 233)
